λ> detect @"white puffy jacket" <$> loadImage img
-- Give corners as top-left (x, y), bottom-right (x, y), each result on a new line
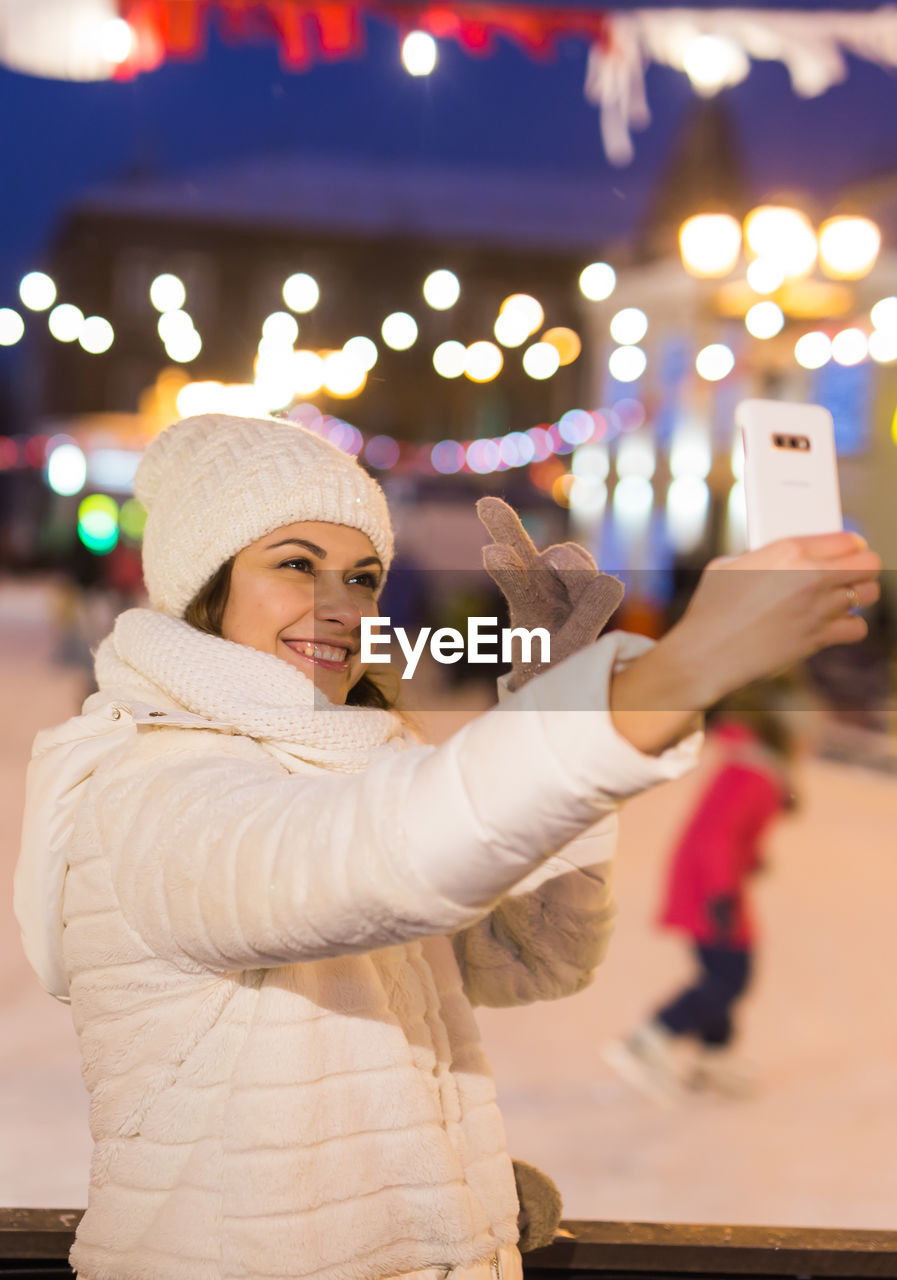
top-left (14, 609), bottom-right (701, 1280)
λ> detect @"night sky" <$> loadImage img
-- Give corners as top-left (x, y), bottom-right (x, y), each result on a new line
top-left (3, 1), bottom-right (897, 305)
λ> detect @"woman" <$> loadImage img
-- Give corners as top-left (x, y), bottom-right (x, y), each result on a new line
top-left (15, 413), bottom-right (879, 1280)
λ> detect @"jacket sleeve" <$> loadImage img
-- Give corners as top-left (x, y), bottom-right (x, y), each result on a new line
top-left (701, 767), bottom-right (784, 901)
top-left (452, 817), bottom-right (618, 1007)
top-left (90, 631), bottom-right (702, 975)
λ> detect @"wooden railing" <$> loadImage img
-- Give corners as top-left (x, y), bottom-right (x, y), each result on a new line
top-left (2, 1210), bottom-right (897, 1277)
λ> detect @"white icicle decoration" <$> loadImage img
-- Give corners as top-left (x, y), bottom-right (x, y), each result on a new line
top-left (586, 6), bottom-right (897, 165)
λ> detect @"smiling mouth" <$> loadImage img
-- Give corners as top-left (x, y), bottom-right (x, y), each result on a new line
top-left (282, 639), bottom-right (350, 670)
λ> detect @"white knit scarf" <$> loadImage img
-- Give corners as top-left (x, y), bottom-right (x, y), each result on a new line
top-left (93, 608), bottom-right (407, 773)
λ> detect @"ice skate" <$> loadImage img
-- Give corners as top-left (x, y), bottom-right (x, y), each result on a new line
top-left (688, 1046), bottom-right (756, 1099)
top-left (602, 1021), bottom-right (682, 1106)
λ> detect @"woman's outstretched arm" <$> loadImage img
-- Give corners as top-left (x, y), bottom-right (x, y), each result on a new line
top-left (608, 531), bottom-right (880, 756)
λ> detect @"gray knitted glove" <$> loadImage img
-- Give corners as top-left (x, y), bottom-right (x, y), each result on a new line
top-left (513, 1158), bottom-right (564, 1251)
top-left (477, 496), bottom-right (625, 691)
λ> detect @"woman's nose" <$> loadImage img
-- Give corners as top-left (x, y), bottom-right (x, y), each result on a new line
top-left (313, 571), bottom-right (363, 629)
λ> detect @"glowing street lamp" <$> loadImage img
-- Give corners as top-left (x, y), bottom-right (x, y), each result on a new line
top-left (818, 216), bottom-right (881, 280)
top-left (679, 213), bottom-right (742, 277)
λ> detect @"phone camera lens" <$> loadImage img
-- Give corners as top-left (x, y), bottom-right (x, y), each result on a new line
top-left (774, 435), bottom-right (784, 446)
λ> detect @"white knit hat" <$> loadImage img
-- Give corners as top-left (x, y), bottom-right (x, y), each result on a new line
top-left (135, 413), bottom-right (394, 618)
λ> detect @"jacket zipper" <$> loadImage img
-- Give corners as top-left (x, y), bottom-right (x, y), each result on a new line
top-left (490, 1251), bottom-right (501, 1280)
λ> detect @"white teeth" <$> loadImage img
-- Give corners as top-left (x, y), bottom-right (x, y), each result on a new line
top-left (295, 642), bottom-right (347, 663)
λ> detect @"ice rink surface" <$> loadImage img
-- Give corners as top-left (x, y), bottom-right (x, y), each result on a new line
top-left (2, 580), bottom-right (895, 1229)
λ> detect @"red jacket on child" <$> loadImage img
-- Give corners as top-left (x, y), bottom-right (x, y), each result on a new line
top-left (658, 721), bottom-right (790, 948)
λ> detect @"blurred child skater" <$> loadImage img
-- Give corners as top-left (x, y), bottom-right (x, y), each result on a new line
top-left (15, 413), bottom-right (879, 1280)
top-left (605, 686), bottom-right (807, 1100)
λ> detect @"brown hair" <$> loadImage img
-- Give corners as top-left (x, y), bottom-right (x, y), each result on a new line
top-left (183, 558), bottom-right (397, 710)
top-left (707, 679), bottom-right (799, 761)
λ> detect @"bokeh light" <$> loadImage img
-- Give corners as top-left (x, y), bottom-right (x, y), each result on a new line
top-left (613, 474), bottom-right (654, 525)
top-left (794, 331), bottom-right (832, 370)
top-left (572, 442), bottom-right (610, 480)
top-left (254, 346), bottom-right (296, 410)
top-left (568, 475), bottom-right (607, 519)
top-left (527, 426), bottom-right (554, 462)
top-left (464, 341), bottom-right (503, 382)
top-left (831, 328), bottom-right (868, 366)
top-left (79, 316), bottom-right (114, 354)
top-left (616, 433), bottom-right (655, 479)
top-left (364, 435), bottom-right (400, 470)
top-left (343, 336), bottom-right (378, 371)
top-left (292, 350), bottom-right (325, 395)
top-left (746, 258), bottom-right (785, 294)
top-left (670, 421), bottom-right (712, 479)
top-left (262, 311), bottom-right (299, 345)
top-left (522, 342), bottom-right (560, 380)
top-left (381, 312), bottom-right (418, 350)
top-left (466, 439), bottom-right (501, 474)
top-left (818, 216), bottom-right (880, 280)
top-left (493, 309), bottom-right (531, 348)
top-left (19, 272), bottom-right (56, 311)
top-left (743, 206), bottom-right (817, 278)
top-left (431, 440), bottom-right (465, 474)
top-left (679, 213), bottom-right (741, 277)
top-left (402, 30), bottom-right (437, 76)
top-left (150, 273), bottom-right (186, 312)
top-left (557, 409), bottom-right (593, 445)
top-left (499, 432), bottom-right (536, 467)
top-left (551, 473), bottom-right (575, 508)
top-left (177, 381), bottom-right (267, 418)
top-left (745, 301), bottom-right (785, 339)
top-left (869, 329), bottom-right (897, 364)
top-left (46, 441), bottom-right (86, 496)
top-left (157, 310), bottom-right (194, 344)
top-left (323, 351), bottom-right (367, 398)
top-left (682, 34), bottom-right (748, 94)
top-left (48, 303), bottom-right (84, 342)
top-left (695, 343), bottom-right (735, 381)
top-left (119, 498), bottom-right (147, 541)
top-left (542, 327), bottom-right (581, 366)
top-left (500, 294), bottom-right (544, 336)
top-left (579, 262), bottom-right (616, 301)
top-left (101, 18), bottom-right (134, 63)
top-left (870, 295), bottom-right (895, 332)
top-left (0, 308), bottom-right (25, 346)
top-left (423, 269), bottom-right (460, 310)
top-left (283, 272), bottom-right (320, 313)
top-left (666, 476), bottom-right (710, 553)
top-left (610, 308), bottom-right (648, 345)
top-left (77, 494), bottom-right (119, 555)
top-left (433, 340), bottom-right (467, 378)
top-left (324, 420), bottom-right (364, 455)
top-left (165, 328), bottom-right (202, 364)
top-left (608, 345), bottom-right (647, 382)
top-left (871, 297), bottom-right (897, 332)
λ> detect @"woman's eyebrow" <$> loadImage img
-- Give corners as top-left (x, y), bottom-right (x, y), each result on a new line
top-left (265, 540), bottom-right (382, 572)
top-left (266, 538), bottom-right (327, 557)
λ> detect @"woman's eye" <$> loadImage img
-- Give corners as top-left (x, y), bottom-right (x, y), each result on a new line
top-left (280, 557), bottom-right (313, 573)
top-left (348, 572), bottom-right (379, 590)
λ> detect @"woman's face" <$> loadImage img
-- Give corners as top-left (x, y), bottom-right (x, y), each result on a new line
top-left (221, 521), bottom-right (383, 705)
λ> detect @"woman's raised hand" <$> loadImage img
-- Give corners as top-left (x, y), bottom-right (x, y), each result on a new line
top-left (477, 496), bottom-right (624, 689)
top-left (608, 531), bottom-right (881, 757)
top-left (671, 531), bottom-right (882, 708)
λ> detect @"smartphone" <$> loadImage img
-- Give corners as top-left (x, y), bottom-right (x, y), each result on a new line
top-left (736, 399), bottom-right (843, 551)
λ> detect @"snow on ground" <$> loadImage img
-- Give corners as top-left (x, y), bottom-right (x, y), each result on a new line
top-left (1, 579), bottom-right (895, 1230)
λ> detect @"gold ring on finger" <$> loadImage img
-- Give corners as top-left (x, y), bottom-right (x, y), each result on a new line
top-left (845, 586), bottom-right (860, 612)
